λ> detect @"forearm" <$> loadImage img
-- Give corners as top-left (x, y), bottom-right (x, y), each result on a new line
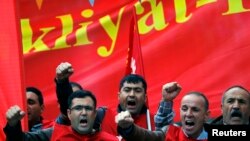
top-left (55, 78), bottom-right (73, 116)
top-left (4, 122), bottom-right (23, 141)
top-left (154, 101), bottom-right (174, 130)
top-left (23, 128), bottom-right (52, 141)
top-left (118, 124), bottom-right (165, 141)
top-left (4, 121), bottom-right (52, 141)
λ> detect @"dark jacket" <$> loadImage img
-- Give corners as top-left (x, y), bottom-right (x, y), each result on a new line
top-left (209, 115), bottom-right (224, 125)
top-left (4, 122), bottom-right (52, 141)
top-left (118, 124), bottom-right (164, 141)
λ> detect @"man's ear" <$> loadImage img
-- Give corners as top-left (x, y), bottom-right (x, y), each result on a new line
top-left (94, 109), bottom-right (97, 118)
top-left (67, 109), bottom-right (71, 121)
top-left (41, 104), bottom-right (45, 112)
top-left (118, 92), bottom-right (121, 100)
top-left (205, 110), bottom-right (211, 122)
top-left (221, 104), bottom-right (223, 114)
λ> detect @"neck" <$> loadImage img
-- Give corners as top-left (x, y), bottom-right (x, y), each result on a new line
top-left (29, 117), bottom-right (42, 129)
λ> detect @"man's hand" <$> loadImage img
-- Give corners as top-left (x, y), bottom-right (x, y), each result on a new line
top-left (6, 105), bottom-right (25, 127)
top-left (162, 82), bottom-right (182, 101)
top-left (56, 62), bottom-right (74, 81)
top-left (115, 111), bottom-right (134, 129)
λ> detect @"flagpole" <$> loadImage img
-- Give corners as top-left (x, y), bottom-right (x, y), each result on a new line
top-left (146, 109), bottom-right (152, 131)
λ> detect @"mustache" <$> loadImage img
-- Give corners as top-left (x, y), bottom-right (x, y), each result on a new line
top-left (230, 109), bottom-right (242, 118)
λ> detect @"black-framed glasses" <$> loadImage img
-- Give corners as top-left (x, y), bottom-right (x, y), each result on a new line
top-left (70, 105), bottom-right (94, 112)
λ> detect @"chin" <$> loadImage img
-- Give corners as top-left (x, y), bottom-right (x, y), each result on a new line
top-left (126, 109), bottom-right (137, 115)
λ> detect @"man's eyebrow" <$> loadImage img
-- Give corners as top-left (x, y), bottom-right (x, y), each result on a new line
top-left (27, 99), bottom-right (35, 101)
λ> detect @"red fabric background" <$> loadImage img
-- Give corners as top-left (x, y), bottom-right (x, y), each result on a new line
top-left (0, 0), bottom-right (27, 140)
top-left (20, 0), bottom-right (250, 123)
top-left (1, 0), bottom-right (250, 140)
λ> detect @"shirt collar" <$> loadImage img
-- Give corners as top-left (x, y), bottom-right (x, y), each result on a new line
top-left (182, 128), bottom-right (208, 140)
top-left (197, 128), bottom-right (208, 140)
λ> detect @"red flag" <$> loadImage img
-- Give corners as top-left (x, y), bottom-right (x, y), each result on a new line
top-left (126, 6), bottom-right (145, 76)
top-left (125, 5), bottom-right (152, 130)
top-left (0, 0), bottom-right (28, 140)
top-left (16, 0), bottom-right (250, 126)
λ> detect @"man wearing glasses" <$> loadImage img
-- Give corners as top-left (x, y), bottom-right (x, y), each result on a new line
top-left (4, 90), bottom-right (119, 141)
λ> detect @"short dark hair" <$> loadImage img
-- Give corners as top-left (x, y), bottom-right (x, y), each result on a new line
top-left (70, 82), bottom-right (83, 90)
top-left (68, 90), bottom-right (97, 109)
top-left (26, 87), bottom-right (44, 105)
top-left (186, 91), bottom-right (209, 111)
top-left (119, 74), bottom-right (147, 93)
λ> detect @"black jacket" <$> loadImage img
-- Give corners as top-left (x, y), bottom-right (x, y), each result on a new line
top-left (4, 122), bottom-right (52, 141)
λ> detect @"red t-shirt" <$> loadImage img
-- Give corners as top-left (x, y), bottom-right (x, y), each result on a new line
top-left (42, 119), bottom-right (55, 129)
top-left (166, 125), bottom-right (207, 141)
top-left (51, 123), bottom-right (119, 141)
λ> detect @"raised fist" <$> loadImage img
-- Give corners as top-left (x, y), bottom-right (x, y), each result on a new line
top-left (6, 105), bottom-right (25, 127)
top-left (56, 62), bottom-right (74, 81)
top-left (162, 82), bottom-right (182, 101)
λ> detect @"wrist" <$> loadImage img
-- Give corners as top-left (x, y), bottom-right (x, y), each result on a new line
top-left (55, 77), bottom-right (69, 83)
top-left (161, 98), bottom-right (172, 102)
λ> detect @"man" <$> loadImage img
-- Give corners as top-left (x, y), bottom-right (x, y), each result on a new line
top-left (26, 87), bottom-right (54, 131)
top-left (117, 73), bottom-right (154, 130)
top-left (116, 82), bottom-right (210, 141)
top-left (4, 90), bottom-right (119, 141)
top-left (54, 62), bottom-right (154, 137)
top-left (55, 62), bottom-right (117, 135)
top-left (210, 85), bottom-right (250, 125)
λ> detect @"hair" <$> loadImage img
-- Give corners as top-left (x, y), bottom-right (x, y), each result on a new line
top-left (26, 87), bottom-right (44, 105)
top-left (119, 74), bottom-right (147, 93)
top-left (222, 85), bottom-right (250, 103)
top-left (68, 90), bottom-right (97, 109)
top-left (70, 82), bottom-right (83, 90)
top-left (185, 91), bottom-right (209, 111)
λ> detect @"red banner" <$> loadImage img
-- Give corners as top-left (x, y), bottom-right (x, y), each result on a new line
top-left (20, 0), bottom-right (138, 119)
top-left (1, 0), bottom-right (250, 140)
top-left (0, 0), bottom-right (27, 140)
top-left (17, 0), bottom-right (250, 122)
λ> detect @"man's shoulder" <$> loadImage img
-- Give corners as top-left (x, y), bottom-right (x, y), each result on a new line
top-left (208, 116), bottom-right (223, 125)
top-left (42, 119), bottom-right (55, 128)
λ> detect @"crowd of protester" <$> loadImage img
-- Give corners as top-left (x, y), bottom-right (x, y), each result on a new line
top-left (3, 62), bottom-right (250, 141)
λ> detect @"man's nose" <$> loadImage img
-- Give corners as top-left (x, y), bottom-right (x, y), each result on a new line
top-left (232, 101), bottom-right (240, 108)
top-left (128, 90), bottom-right (135, 96)
top-left (27, 104), bottom-right (31, 109)
top-left (80, 108), bottom-right (88, 115)
top-left (186, 109), bottom-right (193, 116)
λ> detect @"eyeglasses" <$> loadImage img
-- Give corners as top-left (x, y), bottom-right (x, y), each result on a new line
top-left (70, 105), bottom-right (94, 112)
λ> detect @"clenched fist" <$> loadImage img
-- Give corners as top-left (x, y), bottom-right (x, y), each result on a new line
top-left (115, 111), bottom-right (134, 129)
top-left (56, 62), bottom-right (74, 81)
top-left (162, 82), bottom-right (182, 101)
top-left (6, 105), bottom-right (25, 127)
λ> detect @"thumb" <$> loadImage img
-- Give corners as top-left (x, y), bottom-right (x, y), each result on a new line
top-left (19, 111), bottom-right (26, 119)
